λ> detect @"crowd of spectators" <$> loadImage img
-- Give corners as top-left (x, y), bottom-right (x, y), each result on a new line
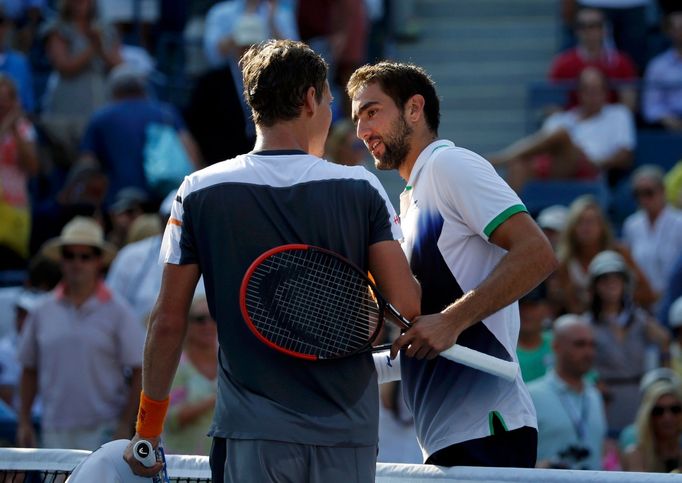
top-left (510, 3), bottom-right (682, 471)
top-left (0, 0), bottom-right (682, 475)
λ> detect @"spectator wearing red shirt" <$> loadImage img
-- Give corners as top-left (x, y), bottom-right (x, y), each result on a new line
top-left (549, 7), bottom-right (638, 111)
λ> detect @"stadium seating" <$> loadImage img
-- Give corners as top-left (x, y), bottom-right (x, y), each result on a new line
top-left (520, 179), bottom-right (610, 217)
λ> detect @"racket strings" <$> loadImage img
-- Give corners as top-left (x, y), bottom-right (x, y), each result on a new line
top-left (245, 249), bottom-right (381, 358)
top-left (248, 254), bottom-right (377, 352)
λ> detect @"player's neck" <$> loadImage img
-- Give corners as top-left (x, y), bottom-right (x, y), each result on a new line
top-left (398, 130), bottom-right (438, 181)
top-left (253, 122), bottom-right (322, 157)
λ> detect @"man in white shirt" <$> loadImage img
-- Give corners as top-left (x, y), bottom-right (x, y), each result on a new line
top-left (622, 165), bottom-right (682, 300)
top-left (348, 61), bottom-right (557, 467)
top-left (491, 67), bottom-right (635, 191)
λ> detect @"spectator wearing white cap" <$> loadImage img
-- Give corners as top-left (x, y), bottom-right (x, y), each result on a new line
top-left (16, 217), bottom-right (145, 450)
top-left (537, 205), bottom-right (569, 250)
top-left (585, 250), bottom-right (670, 437)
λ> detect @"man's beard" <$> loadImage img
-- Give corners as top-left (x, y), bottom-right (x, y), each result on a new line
top-left (374, 114), bottom-right (412, 171)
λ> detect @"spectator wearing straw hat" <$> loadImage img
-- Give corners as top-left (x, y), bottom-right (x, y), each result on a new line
top-left (16, 217), bottom-right (145, 451)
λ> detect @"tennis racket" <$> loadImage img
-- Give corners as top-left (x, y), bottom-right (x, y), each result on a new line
top-left (240, 244), bottom-right (519, 381)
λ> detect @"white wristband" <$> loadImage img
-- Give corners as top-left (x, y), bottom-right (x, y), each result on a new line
top-left (373, 350), bottom-right (401, 384)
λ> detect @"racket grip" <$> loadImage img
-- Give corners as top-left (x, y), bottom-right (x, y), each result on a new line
top-left (133, 440), bottom-right (156, 467)
top-left (439, 344), bottom-right (519, 382)
top-left (133, 440), bottom-right (170, 483)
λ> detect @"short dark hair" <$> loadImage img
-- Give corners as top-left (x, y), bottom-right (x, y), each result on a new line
top-left (239, 39), bottom-right (328, 127)
top-left (346, 62), bottom-right (440, 135)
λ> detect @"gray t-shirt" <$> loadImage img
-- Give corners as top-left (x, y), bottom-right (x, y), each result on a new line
top-left (161, 151), bottom-right (402, 446)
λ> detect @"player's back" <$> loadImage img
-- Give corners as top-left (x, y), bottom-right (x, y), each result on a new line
top-left (162, 150), bottom-right (400, 446)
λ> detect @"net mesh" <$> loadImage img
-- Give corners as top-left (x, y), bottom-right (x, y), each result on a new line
top-left (0, 449), bottom-right (672, 483)
top-left (0, 447), bottom-right (211, 482)
top-left (244, 247), bottom-right (381, 359)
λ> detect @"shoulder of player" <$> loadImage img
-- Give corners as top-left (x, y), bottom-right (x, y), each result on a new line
top-left (316, 159), bottom-right (385, 187)
top-left (427, 145), bottom-right (495, 180)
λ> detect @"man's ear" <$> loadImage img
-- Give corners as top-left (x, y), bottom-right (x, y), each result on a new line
top-left (405, 94), bottom-right (425, 123)
top-left (304, 86), bottom-right (318, 116)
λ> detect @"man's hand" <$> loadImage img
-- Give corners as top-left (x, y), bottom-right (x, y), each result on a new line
top-left (390, 312), bottom-right (463, 360)
top-left (123, 433), bottom-right (164, 478)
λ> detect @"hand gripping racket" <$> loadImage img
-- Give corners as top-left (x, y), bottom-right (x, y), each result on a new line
top-left (240, 244), bottom-right (519, 381)
top-left (133, 440), bottom-right (170, 483)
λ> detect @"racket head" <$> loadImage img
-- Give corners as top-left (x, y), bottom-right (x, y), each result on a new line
top-left (240, 244), bottom-right (385, 360)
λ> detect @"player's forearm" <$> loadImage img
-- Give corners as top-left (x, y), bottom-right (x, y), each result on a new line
top-left (444, 234), bottom-right (557, 326)
top-left (142, 312), bottom-right (187, 401)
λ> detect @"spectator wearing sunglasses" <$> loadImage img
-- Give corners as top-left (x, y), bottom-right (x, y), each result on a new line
top-left (15, 216), bottom-right (145, 451)
top-left (586, 250), bottom-right (670, 438)
top-left (622, 165), bottom-right (682, 303)
top-left (549, 7), bottom-right (638, 111)
top-left (163, 294), bottom-right (218, 456)
top-left (622, 378), bottom-right (682, 472)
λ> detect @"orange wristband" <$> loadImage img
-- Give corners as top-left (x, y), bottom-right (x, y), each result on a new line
top-left (135, 391), bottom-right (170, 438)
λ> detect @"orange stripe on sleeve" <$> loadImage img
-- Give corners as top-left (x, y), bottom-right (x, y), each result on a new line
top-left (167, 217), bottom-right (182, 227)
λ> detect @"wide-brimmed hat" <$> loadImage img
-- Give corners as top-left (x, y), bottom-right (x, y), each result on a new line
top-left (41, 217), bottom-right (117, 265)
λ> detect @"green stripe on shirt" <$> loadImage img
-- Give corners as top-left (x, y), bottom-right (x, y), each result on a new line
top-left (483, 204), bottom-right (527, 238)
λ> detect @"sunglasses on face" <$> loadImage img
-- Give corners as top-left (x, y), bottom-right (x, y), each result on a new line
top-left (61, 249), bottom-right (98, 261)
top-left (632, 187), bottom-right (658, 199)
top-left (651, 404), bottom-right (682, 417)
top-left (189, 313), bottom-right (213, 324)
top-left (577, 20), bottom-right (603, 30)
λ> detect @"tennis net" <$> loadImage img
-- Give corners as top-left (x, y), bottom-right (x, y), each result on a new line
top-left (0, 446), bottom-right (678, 483)
top-left (0, 446), bottom-right (211, 482)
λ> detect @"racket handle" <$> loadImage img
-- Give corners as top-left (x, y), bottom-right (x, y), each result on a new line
top-left (440, 344), bottom-right (519, 382)
top-left (133, 440), bottom-right (156, 467)
top-left (133, 440), bottom-right (170, 483)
